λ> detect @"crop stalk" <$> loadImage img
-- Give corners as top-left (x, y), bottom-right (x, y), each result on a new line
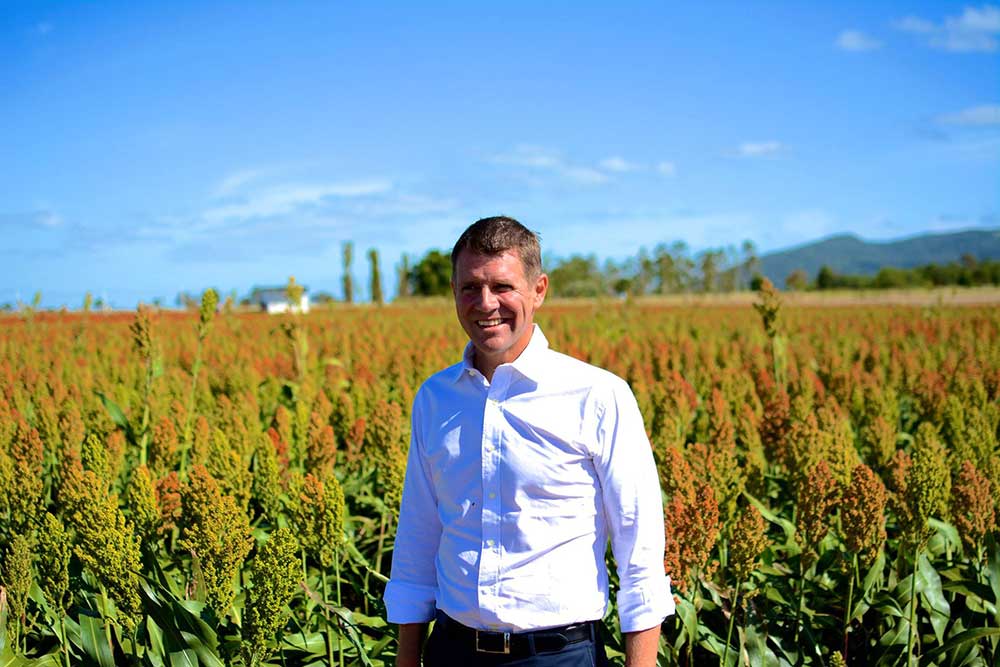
top-left (905, 546), bottom-right (920, 667)
top-left (322, 569), bottom-right (334, 667)
top-left (335, 553), bottom-right (344, 667)
top-left (722, 586), bottom-right (740, 667)
top-left (60, 616), bottom-right (70, 667)
top-left (794, 560), bottom-right (806, 645)
top-left (842, 552), bottom-right (857, 662)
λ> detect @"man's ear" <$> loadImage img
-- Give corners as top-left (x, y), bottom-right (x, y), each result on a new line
top-left (534, 273), bottom-right (548, 306)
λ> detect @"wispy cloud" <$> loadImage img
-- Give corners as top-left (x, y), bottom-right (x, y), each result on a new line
top-left (203, 180), bottom-right (391, 223)
top-left (0, 209), bottom-right (63, 229)
top-left (656, 161), bottom-right (677, 177)
top-left (938, 104), bottom-right (1000, 126)
top-left (737, 141), bottom-right (784, 157)
top-left (563, 167), bottom-right (609, 184)
top-left (213, 168), bottom-right (270, 198)
top-left (490, 145), bottom-right (609, 185)
top-left (836, 30), bottom-right (882, 52)
top-left (31, 22), bottom-right (52, 37)
top-left (894, 4), bottom-right (1000, 52)
top-left (599, 156), bottom-right (640, 173)
top-left (491, 145), bottom-right (563, 169)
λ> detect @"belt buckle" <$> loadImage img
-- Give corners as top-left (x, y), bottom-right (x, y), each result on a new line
top-left (475, 630), bottom-right (511, 654)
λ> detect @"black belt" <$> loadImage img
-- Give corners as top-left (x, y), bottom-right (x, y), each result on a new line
top-left (434, 612), bottom-right (596, 656)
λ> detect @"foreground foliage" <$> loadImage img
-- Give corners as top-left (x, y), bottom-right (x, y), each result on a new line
top-left (0, 291), bottom-right (998, 665)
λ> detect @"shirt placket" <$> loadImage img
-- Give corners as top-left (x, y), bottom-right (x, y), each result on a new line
top-left (477, 369), bottom-right (509, 625)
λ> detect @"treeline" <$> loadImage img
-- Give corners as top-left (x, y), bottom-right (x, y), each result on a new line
top-left (402, 240), bottom-right (762, 298)
top-left (788, 255), bottom-right (1000, 291)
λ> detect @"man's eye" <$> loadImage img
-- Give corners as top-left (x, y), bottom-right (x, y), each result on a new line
top-left (494, 284), bottom-right (513, 292)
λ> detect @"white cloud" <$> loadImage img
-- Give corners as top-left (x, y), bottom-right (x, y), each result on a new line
top-left (895, 4), bottom-right (1000, 52)
top-left (599, 156), bottom-right (640, 172)
top-left (348, 194), bottom-right (461, 217)
top-left (836, 30), bottom-right (882, 51)
top-left (37, 211), bottom-right (63, 227)
top-left (737, 141), bottom-right (784, 157)
top-left (0, 209), bottom-right (63, 229)
top-left (491, 145), bottom-right (563, 169)
top-left (656, 161), bottom-right (677, 177)
top-left (894, 16), bottom-right (935, 34)
top-left (213, 169), bottom-right (269, 198)
top-left (938, 104), bottom-right (1000, 126)
top-left (490, 145), bottom-right (610, 185)
top-left (203, 180), bottom-right (391, 223)
top-left (32, 22), bottom-right (52, 36)
top-left (563, 167), bottom-right (609, 185)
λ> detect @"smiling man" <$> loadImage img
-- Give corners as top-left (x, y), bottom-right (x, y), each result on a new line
top-left (385, 216), bottom-right (674, 667)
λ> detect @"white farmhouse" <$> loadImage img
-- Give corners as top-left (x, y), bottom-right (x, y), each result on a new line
top-left (249, 287), bottom-right (310, 314)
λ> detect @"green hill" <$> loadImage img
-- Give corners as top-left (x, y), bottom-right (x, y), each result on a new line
top-left (759, 229), bottom-right (1000, 285)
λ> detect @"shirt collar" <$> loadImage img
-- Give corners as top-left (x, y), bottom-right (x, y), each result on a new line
top-left (450, 324), bottom-right (550, 383)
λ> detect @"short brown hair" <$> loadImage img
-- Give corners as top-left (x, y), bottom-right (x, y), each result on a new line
top-left (451, 216), bottom-right (542, 278)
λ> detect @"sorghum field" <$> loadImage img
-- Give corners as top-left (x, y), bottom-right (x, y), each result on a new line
top-left (1, 286), bottom-right (998, 666)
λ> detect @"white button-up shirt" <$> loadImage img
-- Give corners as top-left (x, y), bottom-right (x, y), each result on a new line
top-left (384, 326), bottom-right (674, 633)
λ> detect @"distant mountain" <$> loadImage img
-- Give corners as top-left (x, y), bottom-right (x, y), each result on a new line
top-left (759, 229), bottom-right (1000, 285)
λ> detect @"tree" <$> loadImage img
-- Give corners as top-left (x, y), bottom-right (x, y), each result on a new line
top-left (548, 255), bottom-right (607, 297)
top-left (816, 265), bottom-right (836, 290)
top-left (396, 254), bottom-right (411, 300)
top-left (785, 269), bottom-right (809, 291)
top-left (176, 291), bottom-right (198, 310)
top-left (368, 248), bottom-right (383, 305)
top-left (740, 240), bottom-right (760, 289)
top-left (653, 244), bottom-right (676, 294)
top-left (699, 250), bottom-right (723, 293)
top-left (312, 291), bottom-right (336, 305)
top-left (410, 249), bottom-right (452, 297)
top-left (341, 242), bottom-right (354, 304)
top-left (82, 292), bottom-right (93, 312)
top-left (629, 247), bottom-right (656, 296)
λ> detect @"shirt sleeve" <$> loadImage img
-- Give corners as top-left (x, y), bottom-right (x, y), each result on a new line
top-left (383, 393), bottom-right (442, 624)
top-left (594, 379), bottom-right (676, 633)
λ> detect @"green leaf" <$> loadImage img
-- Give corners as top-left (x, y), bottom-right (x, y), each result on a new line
top-left (743, 625), bottom-right (781, 667)
top-left (77, 614), bottom-right (115, 667)
top-left (96, 391), bottom-right (130, 430)
top-left (745, 493), bottom-right (796, 546)
top-left (674, 596), bottom-right (698, 651)
top-left (167, 649), bottom-right (198, 667)
top-left (145, 615), bottom-right (166, 667)
top-left (916, 552), bottom-right (951, 646)
top-left (138, 580), bottom-right (224, 667)
top-left (282, 631), bottom-right (326, 655)
top-left (920, 627), bottom-right (1000, 663)
top-left (941, 578), bottom-right (996, 605)
top-left (851, 550), bottom-right (886, 622)
top-left (986, 535), bottom-right (1000, 609)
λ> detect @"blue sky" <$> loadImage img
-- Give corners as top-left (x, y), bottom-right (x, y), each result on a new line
top-left (2, 1), bottom-right (998, 307)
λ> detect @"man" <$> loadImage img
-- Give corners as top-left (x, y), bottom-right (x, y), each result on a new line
top-left (385, 216), bottom-right (673, 666)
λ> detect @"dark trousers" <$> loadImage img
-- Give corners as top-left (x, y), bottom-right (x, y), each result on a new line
top-left (422, 612), bottom-right (610, 667)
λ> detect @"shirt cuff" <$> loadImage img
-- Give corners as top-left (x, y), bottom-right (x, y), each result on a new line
top-left (383, 580), bottom-right (438, 624)
top-left (617, 575), bottom-right (676, 633)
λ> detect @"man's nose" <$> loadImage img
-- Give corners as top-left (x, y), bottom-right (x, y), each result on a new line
top-left (475, 286), bottom-right (499, 311)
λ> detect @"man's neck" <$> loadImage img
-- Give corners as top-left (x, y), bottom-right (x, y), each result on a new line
top-left (473, 328), bottom-right (535, 382)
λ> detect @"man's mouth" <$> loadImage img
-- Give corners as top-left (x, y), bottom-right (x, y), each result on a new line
top-left (476, 318), bottom-right (505, 328)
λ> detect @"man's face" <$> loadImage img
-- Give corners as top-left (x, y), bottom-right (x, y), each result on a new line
top-left (452, 248), bottom-right (548, 373)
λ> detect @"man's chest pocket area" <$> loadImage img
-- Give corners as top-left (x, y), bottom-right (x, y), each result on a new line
top-left (424, 425), bottom-right (481, 513)
top-left (501, 428), bottom-right (600, 514)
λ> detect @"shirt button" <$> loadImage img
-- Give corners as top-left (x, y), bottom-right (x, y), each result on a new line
top-left (486, 539), bottom-right (495, 547)
top-left (488, 492), bottom-right (496, 499)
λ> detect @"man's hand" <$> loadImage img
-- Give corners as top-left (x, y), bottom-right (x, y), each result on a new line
top-left (624, 625), bottom-right (660, 667)
top-left (396, 622), bottom-right (428, 667)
